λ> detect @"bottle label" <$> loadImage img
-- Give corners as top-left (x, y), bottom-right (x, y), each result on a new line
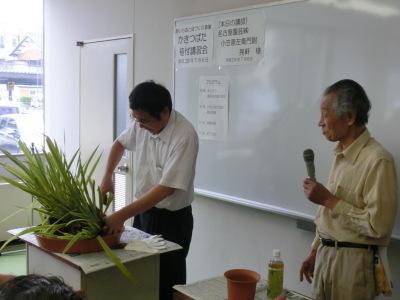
top-left (267, 267), bottom-right (284, 299)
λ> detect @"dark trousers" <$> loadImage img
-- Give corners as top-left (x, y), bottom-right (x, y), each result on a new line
top-left (133, 205), bottom-right (193, 300)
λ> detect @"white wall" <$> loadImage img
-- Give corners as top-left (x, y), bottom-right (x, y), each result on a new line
top-left (44, 0), bottom-right (400, 299)
top-left (0, 184), bottom-right (33, 241)
top-left (189, 196), bottom-right (318, 296)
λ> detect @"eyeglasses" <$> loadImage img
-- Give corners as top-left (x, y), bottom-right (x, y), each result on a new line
top-left (129, 113), bottom-right (154, 127)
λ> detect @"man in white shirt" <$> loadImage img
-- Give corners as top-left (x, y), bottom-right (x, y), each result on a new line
top-left (101, 80), bottom-right (199, 300)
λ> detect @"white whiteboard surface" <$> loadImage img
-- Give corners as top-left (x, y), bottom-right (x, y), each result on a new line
top-left (174, 0), bottom-right (400, 240)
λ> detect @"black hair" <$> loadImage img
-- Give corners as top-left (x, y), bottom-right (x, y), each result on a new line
top-left (128, 80), bottom-right (172, 120)
top-left (0, 275), bottom-right (82, 300)
top-left (324, 79), bottom-right (371, 126)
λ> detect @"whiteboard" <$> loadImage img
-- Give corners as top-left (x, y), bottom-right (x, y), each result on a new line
top-left (174, 0), bottom-right (400, 240)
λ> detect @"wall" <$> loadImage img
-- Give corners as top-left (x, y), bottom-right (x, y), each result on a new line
top-left (0, 184), bottom-right (32, 241)
top-left (43, 0), bottom-right (400, 299)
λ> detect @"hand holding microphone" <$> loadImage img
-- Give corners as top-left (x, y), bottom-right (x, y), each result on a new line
top-left (302, 149), bottom-right (338, 209)
top-left (303, 149), bottom-right (316, 202)
top-left (303, 149), bottom-right (316, 181)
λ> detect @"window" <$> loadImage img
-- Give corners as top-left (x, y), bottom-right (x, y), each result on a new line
top-left (0, 0), bottom-right (44, 156)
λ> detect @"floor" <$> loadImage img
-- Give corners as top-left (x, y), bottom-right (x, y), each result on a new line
top-left (0, 244), bottom-right (27, 276)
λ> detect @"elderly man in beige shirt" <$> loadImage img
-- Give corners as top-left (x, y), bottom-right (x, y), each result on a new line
top-left (299, 79), bottom-right (398, 300)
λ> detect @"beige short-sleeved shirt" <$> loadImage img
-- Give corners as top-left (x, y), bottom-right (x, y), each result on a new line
top-left (312, 129), bottom-right (398, 249)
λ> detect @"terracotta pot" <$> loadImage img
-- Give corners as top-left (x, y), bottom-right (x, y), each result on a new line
top-left (35, 232), bottom-right (122, 254)
top-left (224, 269), bottom-right (261, 300)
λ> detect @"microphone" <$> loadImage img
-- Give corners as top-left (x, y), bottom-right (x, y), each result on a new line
top-left (303, 149), bottom-right (316, 181)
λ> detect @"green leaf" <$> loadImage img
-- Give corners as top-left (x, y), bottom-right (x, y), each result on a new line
top-left (96, 236), bottom-right (140, 286)
top-left (0, 137), bottom-right (139, 285)
top-left (0, 226), bottom-right (38, 251)
top-left (62, 232), bottom-right (85, 253)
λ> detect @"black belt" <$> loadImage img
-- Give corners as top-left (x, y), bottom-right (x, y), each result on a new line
top-left (320, 238), bottom-right (377, 250)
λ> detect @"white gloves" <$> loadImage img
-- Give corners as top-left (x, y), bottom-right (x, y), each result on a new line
top-left (124, 235), bottom-right (167, 253)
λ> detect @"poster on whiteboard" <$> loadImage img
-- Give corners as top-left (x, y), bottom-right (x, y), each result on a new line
top-left (174, 21), bottom-right (214, 68)
top-left (215, 12), bottom-right (266, 65)
top-left (198, 76), bottom-right (229, 141)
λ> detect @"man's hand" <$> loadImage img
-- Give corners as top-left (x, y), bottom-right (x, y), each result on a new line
top-left (100, 175), bottom-right (114, 195)
top-left (300, 249), bottom-right (317, 284)
top-left (303, 178), bottom-right (338, 209)
top-left (100, 176), bottom-right (114, 205)
top-left (104, 212), bottom-right (125, 236)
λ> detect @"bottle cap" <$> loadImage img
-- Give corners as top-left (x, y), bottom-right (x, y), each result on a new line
top-left (273, 249), bottom-right (281, 256)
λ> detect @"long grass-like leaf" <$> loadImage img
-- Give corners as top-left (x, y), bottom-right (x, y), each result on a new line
top-left (62, 231), bottom-right (85, 253)
top-left (0, 206), bottom-right (27, 223)
top-left (0, 226), bottom-right (39, 250)
top-left (0, 138), bottom-right (138, 285)
top-left (96, 236), bottom-right (140, 286)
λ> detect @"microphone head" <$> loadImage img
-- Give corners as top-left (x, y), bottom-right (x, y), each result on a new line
top-left (303, 149), bottom-right (314, 162)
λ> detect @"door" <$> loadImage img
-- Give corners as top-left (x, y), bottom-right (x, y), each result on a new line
top-left (79, 36), bottom-right (134, 222)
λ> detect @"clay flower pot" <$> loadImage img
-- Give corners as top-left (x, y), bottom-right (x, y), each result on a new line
top-left (35, 232), bottom-right (122, 254)
top-left (224, 269), bottom-right (260, 300)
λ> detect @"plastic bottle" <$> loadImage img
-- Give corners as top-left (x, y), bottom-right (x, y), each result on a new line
top-left (267, 249), bottom-right (284, 299)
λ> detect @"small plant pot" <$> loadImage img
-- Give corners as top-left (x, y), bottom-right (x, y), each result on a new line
top-left (224, 269), bottom-right (260, 300)
top-left (35, 232), bottom-right (122, 254)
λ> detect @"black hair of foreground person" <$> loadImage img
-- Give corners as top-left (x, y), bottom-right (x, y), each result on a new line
top-left (0, 274), bottom-right (83, 300)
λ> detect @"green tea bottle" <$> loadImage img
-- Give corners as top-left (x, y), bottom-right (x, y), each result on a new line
top-left (267, 249), bottom-right (284, 299)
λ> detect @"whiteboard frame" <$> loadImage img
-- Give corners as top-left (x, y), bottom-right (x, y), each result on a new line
top-left (195, 188), bottom-right (400, 242)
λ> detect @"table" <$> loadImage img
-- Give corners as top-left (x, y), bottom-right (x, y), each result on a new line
top-left (173, 276), bottom-right (314, 300)
top-left (9, 226), bottom-right (181, 300)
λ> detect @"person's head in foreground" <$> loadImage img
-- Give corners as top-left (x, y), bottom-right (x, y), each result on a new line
top-left (0, 274), bottom-right (82, 300)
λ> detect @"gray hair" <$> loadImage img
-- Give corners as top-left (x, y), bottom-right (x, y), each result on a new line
top-left (324, 79), bottom-right (371, 126)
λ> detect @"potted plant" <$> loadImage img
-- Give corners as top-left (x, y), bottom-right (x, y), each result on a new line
top-left (0, 136), bottom-right (138, 285)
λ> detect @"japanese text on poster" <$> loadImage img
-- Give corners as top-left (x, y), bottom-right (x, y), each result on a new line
top-left (175, 21), bottom-right (214, 68)
top-left (198, 76), bottom-right (229, 140)
top-left (216, 13), bottom-right (266, 65)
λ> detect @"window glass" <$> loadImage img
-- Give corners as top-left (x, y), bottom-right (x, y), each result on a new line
top-left (115, 54), bottom-right (127, 139)
top-left (0, 0), bottom-right (43, 155)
